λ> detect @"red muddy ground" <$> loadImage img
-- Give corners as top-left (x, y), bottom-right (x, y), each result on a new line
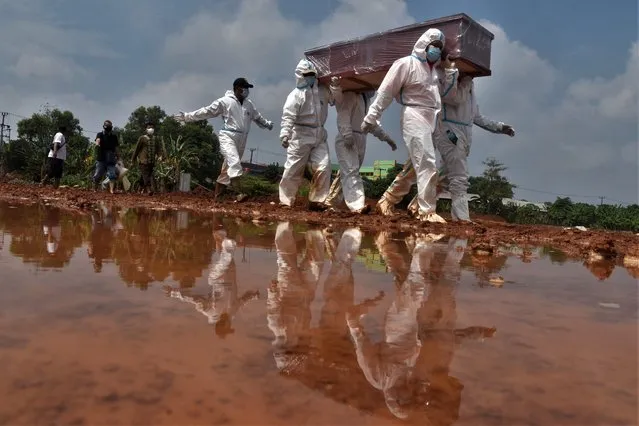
top-left (1, 182), bottom-right (637, 264)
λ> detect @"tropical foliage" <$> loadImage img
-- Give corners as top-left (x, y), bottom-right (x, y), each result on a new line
top-left (1, 107), bottom-right (636, 231)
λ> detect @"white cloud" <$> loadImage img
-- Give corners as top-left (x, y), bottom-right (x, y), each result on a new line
top-left (0, 0), bottom-right (636, 203)
top-left (10, 52), bottom-right (91, 81)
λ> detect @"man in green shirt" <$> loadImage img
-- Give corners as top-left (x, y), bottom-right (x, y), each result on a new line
top-left (131, 121), bottom-right (164, 195)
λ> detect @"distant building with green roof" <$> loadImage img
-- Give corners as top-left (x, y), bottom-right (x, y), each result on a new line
top-left (331, 160), bottom-right (401, 181)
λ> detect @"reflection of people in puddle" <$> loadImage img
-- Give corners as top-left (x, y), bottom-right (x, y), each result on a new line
top-left (268, 222), bottom-right (326, 373)
top-left (346, 232), bottom-right (429, 420)
top-left (42, 209), bottom-right (62, 256)
top-left (415, 236), bottom-right (495, 424)
top-left (352, 233), bottom-right (495, 422)
top-left (583, 259), bottom-right (615, 281)
top-left (87, 205), bottom-right (116, 273)
top-left (168, 228), bottom-right (259, 338)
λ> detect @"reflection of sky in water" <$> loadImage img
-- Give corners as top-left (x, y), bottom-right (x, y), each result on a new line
top-left (0, 201), bottom-right (636, 426)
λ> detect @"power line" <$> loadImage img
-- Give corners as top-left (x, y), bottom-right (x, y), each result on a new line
top-left (516, 186), bottom-right (634, 205)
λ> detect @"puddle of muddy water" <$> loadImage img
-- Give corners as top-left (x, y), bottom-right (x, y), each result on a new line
top-left (0, 200), bottom-right (637, 426)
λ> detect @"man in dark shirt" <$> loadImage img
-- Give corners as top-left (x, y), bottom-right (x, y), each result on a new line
top-left (93, 119), bottom-right (120, 192)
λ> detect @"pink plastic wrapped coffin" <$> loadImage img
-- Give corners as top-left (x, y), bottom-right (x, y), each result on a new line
top-left (304, 13), bottom-right (494, 91)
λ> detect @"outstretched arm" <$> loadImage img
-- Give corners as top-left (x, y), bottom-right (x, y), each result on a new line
top-left (473, 103), bottom-right (508, 134)
top-left (183, 98), bottom-right (225, 122)
top-left (251, 105), bottom-right (273, 130)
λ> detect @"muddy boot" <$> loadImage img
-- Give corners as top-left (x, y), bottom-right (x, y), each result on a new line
top-left (376, 197), bottom-right (396, 216)
top-left (230, 177), bottom-right (248, 203)
top-left (420, 212), bottom-right (447, 224)
top-left (214, 182), bottom-right (226, 200)
top-left (308, 201), bottom-right (328, 212)
top-left (355, 205), bottom-right (371, 215)
top-left (407, 195), bottom-right (419, 217)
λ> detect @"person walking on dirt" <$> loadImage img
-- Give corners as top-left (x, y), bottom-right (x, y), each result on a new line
top-left (278, 59), bottom-right (342, 211)
top-left (377, 59), bottom-right (515, 222)
top-left (361, 28), bottom-right (447, 224)
top-left (41, 125), bottom-right (69, 188)
top-left (93, 120), bottom-right (120, 193)
top-left (324, 90), bottom-right (398, 214)
top-left (173, 78), bottom-right (274, 203)
top-left (131, 121), bottom-right (164, 195)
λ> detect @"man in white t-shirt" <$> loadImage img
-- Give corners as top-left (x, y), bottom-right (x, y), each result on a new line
top-left (41, 125), bottom-right (68, 188)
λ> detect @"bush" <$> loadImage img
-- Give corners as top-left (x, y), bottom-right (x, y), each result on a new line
top-left (241, 175), bottom-right (278, 197)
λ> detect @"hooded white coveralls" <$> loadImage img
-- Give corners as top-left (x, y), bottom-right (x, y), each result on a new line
top-left (363, 29), bottom-right (444, 218)
top-left (325, 91), bottom-right (375, 211)
top-left (268, 222), bottom-right (326, 372)
top-left (435, 75), bottom-right (507, 221)
top-left (168, 231), bottom-right (235, 323)
top-left (279, 59), bottom-right (342, 207)
top-left (347, 232), bottom-right (428, 419)
top-left (181, 90), bottom-right (272, 186)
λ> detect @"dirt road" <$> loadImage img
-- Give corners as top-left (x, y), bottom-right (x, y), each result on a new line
top-left (1, 182), bottom-right (637, 265)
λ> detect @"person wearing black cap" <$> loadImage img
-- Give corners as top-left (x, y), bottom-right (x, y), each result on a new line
top-left (173, 77), bottom-right (274, 202)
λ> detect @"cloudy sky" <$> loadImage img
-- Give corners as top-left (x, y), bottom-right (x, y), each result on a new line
top-left (0, 0), bottom-right (637, 204)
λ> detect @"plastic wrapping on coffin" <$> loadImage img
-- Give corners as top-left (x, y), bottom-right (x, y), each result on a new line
top-left (304, 13), bottom-right (494, 91)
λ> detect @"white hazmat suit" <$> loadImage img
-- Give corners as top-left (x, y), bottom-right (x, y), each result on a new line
top-left (435, 73), bottom-right (514, 221)
top-left (362, 28), bottom-right (446, 223)
top-left (279, 59), bottom-right (342, 208)
top-left (326, 90), bottom-right (398, 212)
top-left (176, 88), bottom-right (273, 187)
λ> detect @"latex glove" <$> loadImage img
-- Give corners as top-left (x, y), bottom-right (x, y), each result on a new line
top-left (330, 76), bottom-right (341, 87)
top-left (265, 121), bottom-right (274, 131)
top-left (369, 124), bottom-right (398, 151)
top-left (281, 136), bottom-right (289, 149)
top-left (361, 120), bottom-right (374, 134)
top-left (443, 57), bottom-right (455, 69)
top-left (173, 111), bottom-right (187, 122)
top-left (502, 124), bottom-right (515, 137)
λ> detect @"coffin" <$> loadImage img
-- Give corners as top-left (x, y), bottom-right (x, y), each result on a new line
top-left (304, 13), bottom-right (494, 91)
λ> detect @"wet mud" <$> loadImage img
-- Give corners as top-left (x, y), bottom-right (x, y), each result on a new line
top-left (0, 199), bottom-right (637, 425)
top-left (1, 182), bottom-right (638, 264)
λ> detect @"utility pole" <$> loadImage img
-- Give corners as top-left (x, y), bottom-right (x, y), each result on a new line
top-left (599, 196), bottom-right (605, 205)
top-left (249, 147), bottom-right (256, 164)
top-left (0, 112), bottom-right (8, 146)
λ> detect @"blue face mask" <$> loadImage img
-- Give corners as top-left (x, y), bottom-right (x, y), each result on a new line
top-left (426, 46), bottom-right (441, 63)
top-left (304, 75), bottom-right (317, 87)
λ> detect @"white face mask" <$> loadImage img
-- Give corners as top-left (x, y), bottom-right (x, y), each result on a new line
top-left (146, 128), bottom-right (154, 135)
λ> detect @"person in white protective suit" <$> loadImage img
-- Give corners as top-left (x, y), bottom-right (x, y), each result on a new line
top-left (166, 229), bottom-right (259, 338)
top-left (410, 236), bottom-right (495, 423)
top-left (324, 90), bottom-right (398, 213)
top-left (347, 232), bottom-right (433, 419)
top-left (361, 28), bottom-right (447, 223)
top-left (279, 59), bottom-right (342, 211)
top-left (430, 68), bottom-right (515, 221)
top-left (173, 78), bottom-right (274, 202)
top-left (268, 222), bottom-right (326, 373)
top-left (378, 59), bottom-right (515, 221)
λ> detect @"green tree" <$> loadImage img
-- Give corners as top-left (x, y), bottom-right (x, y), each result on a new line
top-left (9, 107), bottom-right (91, 181)
top-left (119, 106), bottom-right (222, 191)
top-left (468, 157), bottom-right (516, 214)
